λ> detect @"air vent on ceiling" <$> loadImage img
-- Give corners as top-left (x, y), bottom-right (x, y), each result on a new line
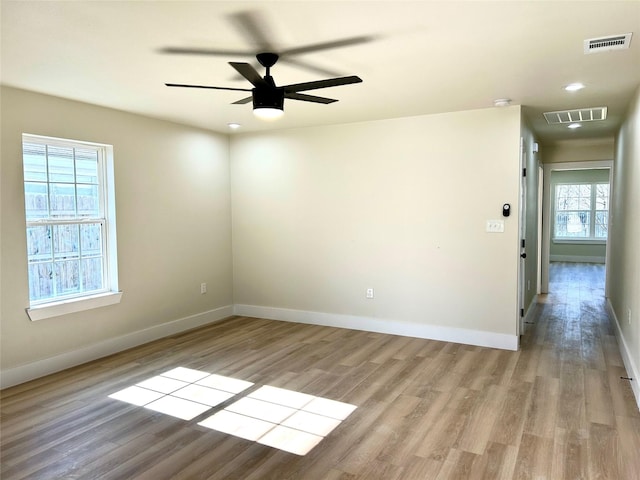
top-left (584, 33), bottom-right (632, 54)
top-left (543, 107), bottom-right (608, 125)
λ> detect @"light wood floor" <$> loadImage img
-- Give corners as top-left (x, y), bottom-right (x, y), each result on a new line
top-left (1, 263), bottom-right (639, 479)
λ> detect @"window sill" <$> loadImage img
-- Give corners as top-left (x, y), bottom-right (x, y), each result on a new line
top-left (552, 238), bottom-right (606, 245)
top-left (26, 291), bottom-right (123, 321)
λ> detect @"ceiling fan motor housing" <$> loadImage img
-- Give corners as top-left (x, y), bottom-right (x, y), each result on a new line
top-left (253, 87), bottom-right (285, 110)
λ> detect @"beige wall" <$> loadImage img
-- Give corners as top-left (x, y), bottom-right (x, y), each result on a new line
top-left (1, 87), bottom-right (233, 380)
top-left (1, 89), bottom-right (527, 385)
top-left (609, 85), bottom-right (640, 403)
top-left (542, 138), bottom-right (614, 164)
top-left (231, 107), bottom-right (522, 344)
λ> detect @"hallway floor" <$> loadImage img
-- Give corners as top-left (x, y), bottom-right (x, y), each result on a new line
top-left (522, 261), bottom-right (639, 479)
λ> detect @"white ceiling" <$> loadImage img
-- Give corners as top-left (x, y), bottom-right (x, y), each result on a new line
top-left (2, 1), bottom-right (639, 143)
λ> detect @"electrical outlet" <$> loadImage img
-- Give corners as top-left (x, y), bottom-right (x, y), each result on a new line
top-left (366, 288), bottom-right (374, 299)
top-left (201, 283), bottom-right (207, 294)
top-left (628, 308), bottom-right (632, 325)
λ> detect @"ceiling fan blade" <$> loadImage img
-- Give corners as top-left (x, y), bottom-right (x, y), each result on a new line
top-left (229, 10), bottom-right (276, 51)
top-left (281, 35), bottom-right (376, 56)
top-left (165, 83), bottom-right (251, 92)
top-left (232, 96), bottom-right (253, 105)
top-left (229, 62), bottom-right (269, 88)
top-left (279, 57), bottom-right (342, 77)
top-left (285, 92), bottom-right (337, 104)
top-left (159, 47), bottom-right (252, 57)
top-left (283, 75), bottom-right (362, 93)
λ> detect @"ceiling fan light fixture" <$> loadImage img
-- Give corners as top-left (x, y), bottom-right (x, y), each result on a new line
top-left (253, 107), bottom-right (284, 120)
top-left (252, 87), bottom-right (284, 120)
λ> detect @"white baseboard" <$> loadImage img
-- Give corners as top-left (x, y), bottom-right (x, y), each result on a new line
top-left (549, 255), bottom-right (605, 264)
top-left (0, 305), bottom-right (234, 389)
top-left (233, 304), bottom-right (518, 351)
top-left (607, 299), bottom-right (640, 411)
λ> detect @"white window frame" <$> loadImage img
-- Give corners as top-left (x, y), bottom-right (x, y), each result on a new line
top-left (22, 134), bottom-right (121, 321)
top-left (553, 181), bottom-right (609, 244)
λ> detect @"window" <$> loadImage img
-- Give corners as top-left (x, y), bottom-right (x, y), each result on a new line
top-left (22, 134), bottom-right (120, 320)
top-left (554, 182), bottom-right (609, 240)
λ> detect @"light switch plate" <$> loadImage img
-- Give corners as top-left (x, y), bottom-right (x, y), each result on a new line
top-left (486, 220), bottom-right (505, 233)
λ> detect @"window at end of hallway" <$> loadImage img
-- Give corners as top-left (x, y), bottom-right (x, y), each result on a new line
top-left (554, 182), bottom-right (609, 242)
top-left (22, 134), bottom-right (121, 321)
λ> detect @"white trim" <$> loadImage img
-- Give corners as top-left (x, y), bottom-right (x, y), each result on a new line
top-left (607, 300), bottom-right (640, 412)
top-left (549, 255), bottom-right (606, 264)
top-left (521, 294), bottom-right (539, 334)
top-left (26, 291), bottom-right (123, 321)
top-left (233, 304), bottom-right (518, 351)
top-left (1, 305), bottom-right (234, 389)
top-left (552, 238), bottom-right (606, 245)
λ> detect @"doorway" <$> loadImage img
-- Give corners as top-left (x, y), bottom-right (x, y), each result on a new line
top-left (540, 160), bottom-right (613, 295)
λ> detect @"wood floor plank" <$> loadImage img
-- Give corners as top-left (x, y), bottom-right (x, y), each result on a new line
top-left (522, 375), bottom-right (559, 439)
top-left (1, 262), bottom-right (638, 479)
top-left (550, 427), bottom-right (588, 480)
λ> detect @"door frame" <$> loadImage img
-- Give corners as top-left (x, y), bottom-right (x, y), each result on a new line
top-left (518, 138), bottom-right (527, 337)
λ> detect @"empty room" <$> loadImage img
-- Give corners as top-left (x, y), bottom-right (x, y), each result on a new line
top-left (1, 1), bottom-right (639, 479)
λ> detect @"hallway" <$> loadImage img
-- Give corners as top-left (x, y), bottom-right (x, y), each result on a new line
top-left (520, 262), bottom-right (639, 479)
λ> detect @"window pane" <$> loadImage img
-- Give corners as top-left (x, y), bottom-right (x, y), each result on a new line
top-left (80, 223), bottom-right (103, 256)
top-left (595, 211), bottom-right (608, 238)
top-left (556, 212), bottom-right (590, 237)
top-left (555, 213), bottom-right (568, 237)
top-left (82, 257), bottom-right (103, 291)
top-left (29, 263), bottom-right (53, 301)
top-left (579, 184), bottom-right (591, 197)
top-left (48, 146), bottom-right (75, 183)
top-left (578, 196), bottom-right (591, 210)
top-left (77, 184), bottom-right (100, 217)
top-left (54, 224), bottom-right (79, 259)
top-left (75, 149), bottom-right (99, 184)
top-left (49, 183), bottom-right (76, 217)
top-left (556, 185), bottom-right (570, 198)
top-left (55, 260), bottom-right (80, 295)
top-left (23, 143), bottom-right (47, 181)
top-left (27, 225), bottom-right (52, 263)
top-left (564, 197), bottom-right (580, 210)
top-left (24, 182), bottom-right (49, 219)
top-left (596, 184), bottom-right (609, 210)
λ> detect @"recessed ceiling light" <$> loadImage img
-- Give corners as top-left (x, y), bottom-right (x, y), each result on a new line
top-left (564, 83), bottom-right (585, 92)
top-left (568, 123), bottom-right (582, 129)
top-left (493, 98), bottom-right (511, 107)
top-left (227, 123), bottom-right (241, 129)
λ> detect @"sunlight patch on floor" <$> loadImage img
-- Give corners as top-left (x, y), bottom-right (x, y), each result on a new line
top-left (198, 385), bottom-right (357, 455)
top-left (108, 368), bottom-right (356, 456)
top-left (108, 367), bottom-right (253, 420)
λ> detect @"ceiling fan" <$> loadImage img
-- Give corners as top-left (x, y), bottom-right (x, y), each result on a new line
top-left (165, 52), bottom-right (363, 119)
top-left (160, 10), bottom-right (375, 78)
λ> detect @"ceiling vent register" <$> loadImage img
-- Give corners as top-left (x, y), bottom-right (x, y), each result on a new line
top-left (584, 33), bottom-right (632, 54)
top-left (543, 107), bottom-right (608, 125)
